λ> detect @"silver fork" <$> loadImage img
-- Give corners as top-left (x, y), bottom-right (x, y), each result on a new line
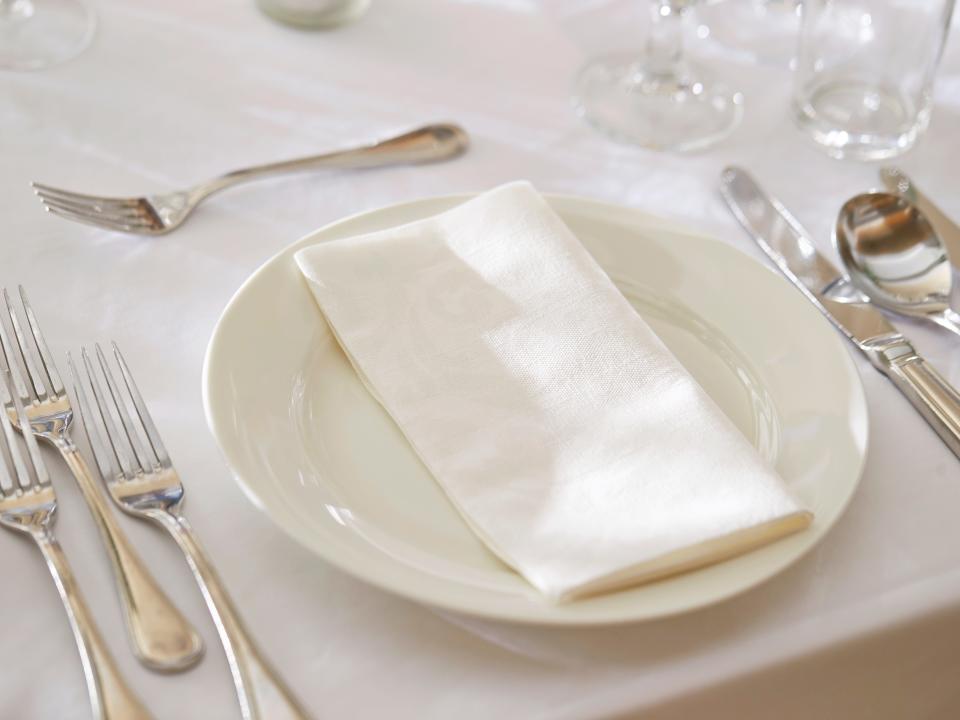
top-left (0, 288), bottom-right (203, 671)
top-left (31, 123), bottom-right (469, 235)
top-left (72, 342), bottom-right (313, 720)
top-left (0, 359), bottom-right (152, 720)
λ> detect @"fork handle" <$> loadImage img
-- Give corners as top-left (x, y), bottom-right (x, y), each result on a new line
top-left (33, 529), bottom-right (154, 720)
top-left (152, 511), bottom-right (312, 720)
top-left (190, 123), bottom-right (468, 202)
top-left (59, 444), bottom-right (204, 672)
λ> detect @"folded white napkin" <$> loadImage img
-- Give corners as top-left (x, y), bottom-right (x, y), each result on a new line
top-left (295, 182), bottom-right (812, 602)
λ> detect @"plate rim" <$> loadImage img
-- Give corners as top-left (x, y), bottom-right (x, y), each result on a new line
top-left (202, 192), bottom-right (869, 626)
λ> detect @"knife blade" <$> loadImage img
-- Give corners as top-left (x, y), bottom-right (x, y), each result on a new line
top-left (720, 166), bottom-right (960, 460)
top-left (880, 167), bottom-right (960, 268)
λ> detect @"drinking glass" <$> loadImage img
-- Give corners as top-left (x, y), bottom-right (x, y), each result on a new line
top-left (0, 0), bottom-right (95, 71)
top-left (574, 0), bottom-right (743, 152)
top-left (792, 0), bottom-right (956, 160)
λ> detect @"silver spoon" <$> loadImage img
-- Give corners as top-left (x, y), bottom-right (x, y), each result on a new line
top-left (835, 191), bottom-right (960, 337)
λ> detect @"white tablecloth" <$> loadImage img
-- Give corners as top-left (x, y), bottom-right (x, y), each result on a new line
top-left (2, 1), bottom-right (960, 718)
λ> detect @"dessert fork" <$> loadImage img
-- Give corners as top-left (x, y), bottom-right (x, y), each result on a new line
top-left (71, 342), bottom-right (312, 720)
top-left (0, 287), bottom-right (202, 671)
top-left (0, 361), bottom-right (152, 720)
top-left (32, 123), bottom-right (469, 235)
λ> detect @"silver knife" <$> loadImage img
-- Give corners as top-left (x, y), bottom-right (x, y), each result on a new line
top-left (720, 166), bottom-right (960, 459)
top-left (880, 167), bottom-right (960, 268)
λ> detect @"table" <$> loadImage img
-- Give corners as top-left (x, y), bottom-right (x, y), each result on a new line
top-left (2, 1), bottom-right (959, 717)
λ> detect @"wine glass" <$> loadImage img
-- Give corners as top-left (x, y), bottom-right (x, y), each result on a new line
top-left (0, 0), bottom-right (96, 71)
top-left (696, 0), bottom-right (801, 68)
top-left (573, 0), bottom-right (743, 152)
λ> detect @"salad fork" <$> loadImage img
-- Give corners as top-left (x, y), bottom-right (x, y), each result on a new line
top-left (0, 360), bottom-right (152, 720)
top-left (31, 123), bottom-right (468, 235)
top-left (0, 287), bottom-right (202, 671)
top-left (71, 342), bottom-right (312, 720)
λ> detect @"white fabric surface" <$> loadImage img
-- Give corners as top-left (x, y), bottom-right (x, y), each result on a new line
top-left (297, 181), bottom-right (809, 601)
top-left (1, 1), bottom-right (959, 718)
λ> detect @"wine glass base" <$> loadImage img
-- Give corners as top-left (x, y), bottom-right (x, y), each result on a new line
top-left (0, 0), bottom-right (96, 71)
top-left (573, 53), bottom-right (743, 152)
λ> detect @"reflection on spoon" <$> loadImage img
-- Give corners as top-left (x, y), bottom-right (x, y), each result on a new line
top-left (835, 192), bottom-right (960, 337)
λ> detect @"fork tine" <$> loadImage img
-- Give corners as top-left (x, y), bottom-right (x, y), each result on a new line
top-left (31, 183), bottom-right (141, 207)
top-left (9, 371), bottom-right (49, 488)
top-left (32, 185), bottom-right (161, 230)
top-left (18, 287), bottom-right (65, 397)
top-left (1, 366), bottom-right (49, 489)
top-left (0, 427), bottom-right (14, 495)
top-left (0, 307), bottom-right (48, 492)
top-left (0, 371), bottom-right (27, 493)
top-left (41, 199), bottom-right (152, 226)
top-left (37, 195), bottom-right (150, 220)
top-left (43, 205), bottom-right (151, 234)
top-left (34, 185), bottom-right (148, 211)
top-left (0, 297), bottom-right (31, 404)
top-left (43, 199), bottom-right (164, 233)
top-left (0, 307), bottom-right (48, 489)
top-left (113, 343), bottom-right (171, 468)
top-left (80, 348), bottom-right (137, 480)
top-left (2, 288), bottom-right (47, 400)
top-left (95, 344), bottom-right (158, 473)
top-left (68, 352), bottom-right (118, 482)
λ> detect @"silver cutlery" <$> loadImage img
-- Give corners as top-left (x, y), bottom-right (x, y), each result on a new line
top-left (0, 360), bottom-right (152, 720)
top-left (71, 343), bottom-right (312, 720)
top-left (720, 166), bottom-right (960, 459)
top-left (836, 192), bottom-right (960, 336)
top-left (880, 167), bottom-right (960, 267)
top-left (0, 288), bottom-right (203, 671)
top-left (31, 123), bottom-right (469, 235)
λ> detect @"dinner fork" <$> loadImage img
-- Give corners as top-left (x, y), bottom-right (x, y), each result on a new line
top-left (71, 342), bottom-right (313, 720)
top-left (0, 361), bottom-right (152, 720)
top-left (32, 122), bottom-right (469, 235)
top-left (0, 287), bottom-right (203, 671)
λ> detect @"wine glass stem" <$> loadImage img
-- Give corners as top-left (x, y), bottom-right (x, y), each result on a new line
top-left (645, 1), bottom-right (685, 79)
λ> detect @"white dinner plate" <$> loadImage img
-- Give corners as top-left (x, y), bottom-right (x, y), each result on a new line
top-left (203, 193), bottom-right (868, 625)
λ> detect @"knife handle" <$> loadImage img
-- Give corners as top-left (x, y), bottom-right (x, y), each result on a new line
top-left (878, 345), bottom-right (960, 458)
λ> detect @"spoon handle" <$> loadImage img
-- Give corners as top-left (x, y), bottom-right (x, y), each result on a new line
top-left (878, 345), bottom-right (960, 459)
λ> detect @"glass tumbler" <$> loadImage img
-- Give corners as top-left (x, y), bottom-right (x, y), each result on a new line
top-left (792, 0), bottom-right (955, 160)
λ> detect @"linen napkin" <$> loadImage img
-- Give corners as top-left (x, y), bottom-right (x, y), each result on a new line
top-left (295, 182), bottom-right (812, 602)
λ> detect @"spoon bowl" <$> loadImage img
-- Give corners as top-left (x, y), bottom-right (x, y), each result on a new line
top-left (835, 192), bottom-right (960, 335)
